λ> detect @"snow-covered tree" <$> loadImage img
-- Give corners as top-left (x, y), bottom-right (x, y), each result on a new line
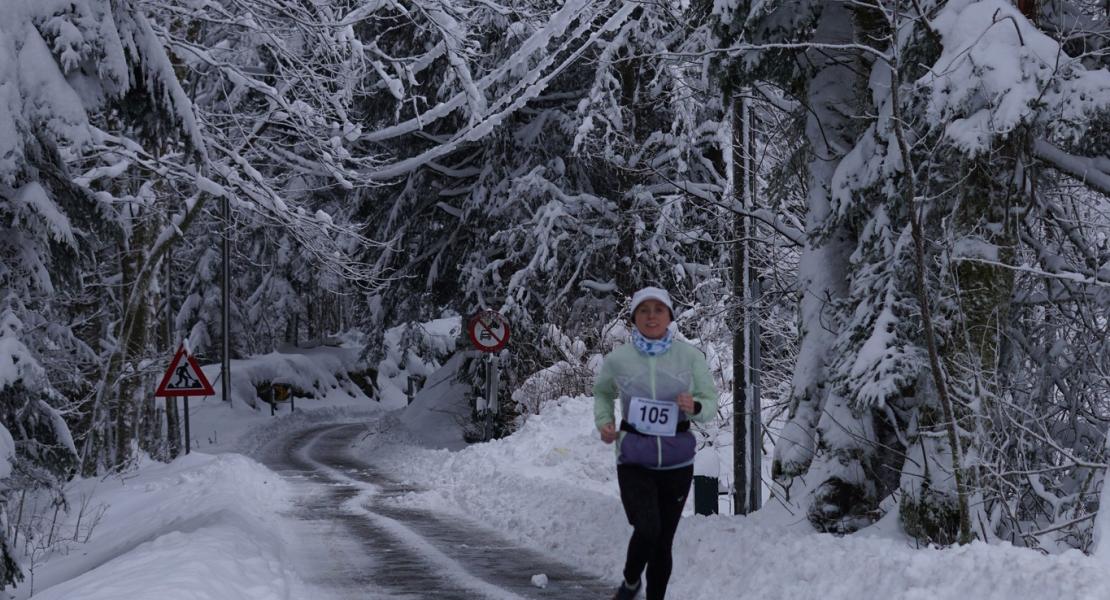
top-left (0, 0), bottom-right (194, 583)
top-left (713, 0), bottom-right (1110, 547)
top-left (343, 0), bottom-right (735, 397)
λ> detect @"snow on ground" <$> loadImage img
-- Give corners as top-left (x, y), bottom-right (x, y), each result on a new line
top-left (21, 335), bottom-right (1110, 600)
top-left (397, 352), bottom-right (472, 450)
top-left (18, 342), bottom-right (382, 600)
top-left (363, 395), bottom-right (1110, 600)
top-left (15, 453), bottom-right (308, 600)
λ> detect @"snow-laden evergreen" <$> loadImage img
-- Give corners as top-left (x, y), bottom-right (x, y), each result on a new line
top-left (712, 0), bottom-right (1110, 549)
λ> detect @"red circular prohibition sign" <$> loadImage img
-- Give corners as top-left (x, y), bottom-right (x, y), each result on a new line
top-left (467, 310), bottom-right (510, 353)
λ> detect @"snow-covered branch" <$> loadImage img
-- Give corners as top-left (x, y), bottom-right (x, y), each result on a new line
top-left (1034, 140), bottom-right (1110, 197)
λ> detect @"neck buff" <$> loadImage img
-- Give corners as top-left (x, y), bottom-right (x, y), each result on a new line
top-left (632, 327), bottom-right (674, 356)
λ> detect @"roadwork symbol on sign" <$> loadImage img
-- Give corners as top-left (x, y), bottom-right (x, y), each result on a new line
top-left (155, 342), bottom-right (215, 397)
top-left (467, 310), bottom-right (510, 353)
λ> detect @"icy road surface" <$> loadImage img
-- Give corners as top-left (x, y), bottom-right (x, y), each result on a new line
top-left (259, 423), bottom-right (612, 600)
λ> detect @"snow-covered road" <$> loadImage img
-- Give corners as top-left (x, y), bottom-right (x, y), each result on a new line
top-left (259, 423), bottom-right (612, 600)
top-left (27, 395), bottom-right (1110, 600)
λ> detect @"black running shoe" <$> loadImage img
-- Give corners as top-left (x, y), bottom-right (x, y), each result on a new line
top-left (612, 579), bottom-right (641, 600)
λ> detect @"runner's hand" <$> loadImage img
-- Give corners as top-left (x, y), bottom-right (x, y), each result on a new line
top-left (677, 393), bottom-right (695, 415)
top-left (599, 422), bottom-right (618, 444)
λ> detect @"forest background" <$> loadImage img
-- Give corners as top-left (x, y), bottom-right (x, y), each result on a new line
top-left (1, 0), bottom-right (1109, 590)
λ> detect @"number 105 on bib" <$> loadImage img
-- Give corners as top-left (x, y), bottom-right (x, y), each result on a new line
top-left (628, 397), bottom-right (679, 437)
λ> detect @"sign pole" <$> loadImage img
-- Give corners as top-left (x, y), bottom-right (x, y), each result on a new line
top-left (155, 340), bottom-right (213, 456)
top-left (467, 310), bottom-right (510, 441)
top-left (489, 353), bottom-right (499, 416)
top-left (484, 354), bottom-right (493, 440)
top-left (183, 397), bottom-right (191, 454)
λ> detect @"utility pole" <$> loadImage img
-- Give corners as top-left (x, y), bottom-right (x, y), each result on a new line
top-left (746, 95), bottom-right (763, 513)
top-left (748, 276), bottom-right (763, 512)
top-left (731, 95), bottom-right (747, 514)
top-left (732, 92), bottom-right (762, 514)
top-left (221, 194), bottom-right (231, 405)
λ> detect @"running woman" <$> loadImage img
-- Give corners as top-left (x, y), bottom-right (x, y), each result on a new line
top-left (594, 286), bottom-right (718, 600)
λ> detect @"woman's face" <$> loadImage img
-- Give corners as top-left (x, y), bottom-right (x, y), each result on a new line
top-left (634, 299), bottom-right (672, 340)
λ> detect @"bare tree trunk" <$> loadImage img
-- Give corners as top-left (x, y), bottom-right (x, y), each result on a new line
top-left (115, 211), bottom-right (153, 466)
top-left (138, 395), bottom-right (158, 457)
top-left (164, 254), bottom-right (181, 459)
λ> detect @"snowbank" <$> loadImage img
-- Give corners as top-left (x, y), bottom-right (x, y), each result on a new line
top-left (197, 343), bottom-right (365, 409)
top-left (14, 341), bottom-right (382, 599)
top-left (376, 316), bottom-right (462, 409)
top-left (182, 344), bottom-right (378, 455)
top-left (366, 395), bottom-right (1110, 600)
top-left (398, 352), bottom-right (472, 450)
top-left (20, 453), bottom-right (308, 600)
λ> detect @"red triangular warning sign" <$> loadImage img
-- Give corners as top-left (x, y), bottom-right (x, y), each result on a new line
top-left (155, 343), bottom-right (215, 397)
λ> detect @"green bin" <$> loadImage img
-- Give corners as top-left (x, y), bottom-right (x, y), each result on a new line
top-left (693, 475), bottom-right (718, 515)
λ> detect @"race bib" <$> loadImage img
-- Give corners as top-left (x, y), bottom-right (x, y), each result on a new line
top-left (628, 396), bottom-right (679, 437)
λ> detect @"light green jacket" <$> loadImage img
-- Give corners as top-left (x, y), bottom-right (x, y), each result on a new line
top-left (593, 339), bottom-right (718, 431)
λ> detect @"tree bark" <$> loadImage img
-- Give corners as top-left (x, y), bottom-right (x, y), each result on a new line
top-left (164, 255), bottom-right (181, 459)
top-left (114, 209), bottom-right (153, 466)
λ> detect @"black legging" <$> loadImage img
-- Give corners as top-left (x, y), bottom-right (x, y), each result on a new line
top-left (617, 464), bottom-right (694, 600)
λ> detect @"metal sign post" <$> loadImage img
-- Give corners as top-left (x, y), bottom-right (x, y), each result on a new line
top-left (183, 398), bottom-right (191, 454)
top-left (155, 340), bottom-right (215, 455)
top-left (467, 311), bottom-right (510, 440)
top-left (488, 353), bottom-right (500, 416)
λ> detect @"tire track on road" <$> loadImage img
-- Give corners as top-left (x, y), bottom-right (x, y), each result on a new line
top-left (260, 423), bottom-right (612, 599)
